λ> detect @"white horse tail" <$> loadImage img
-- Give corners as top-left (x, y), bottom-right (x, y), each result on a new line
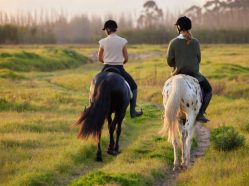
top-left (160, 76), bottom-right (184, 142)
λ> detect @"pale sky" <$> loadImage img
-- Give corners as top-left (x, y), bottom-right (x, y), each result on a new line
top-left (0, 0), bottom-right (207, 17)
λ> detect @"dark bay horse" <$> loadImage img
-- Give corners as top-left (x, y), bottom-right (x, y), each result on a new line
top-left (76, 71), bottom-right (130, 161)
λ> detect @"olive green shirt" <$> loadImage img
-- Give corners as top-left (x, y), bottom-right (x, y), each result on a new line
top-left (167, 37), bottom-right (204, 81)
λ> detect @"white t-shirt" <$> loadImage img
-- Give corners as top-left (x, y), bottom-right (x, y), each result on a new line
top-left (99, 33), bottom-right (128, 65)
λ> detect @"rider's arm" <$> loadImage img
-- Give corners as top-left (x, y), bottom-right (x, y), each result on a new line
top-left (167, 41), bottom-right (175, 67)
top-left (123, 45), bottom-right (128, 64)
top-left (98, 47), bottom-right (104, 63)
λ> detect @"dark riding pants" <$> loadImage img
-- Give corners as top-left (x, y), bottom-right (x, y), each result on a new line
top-left (102, 64), bottom-right (137, 90)
top-left (180, 72), bottom-right (212, 94)
top-left (199, 76), bottom-right (212, 94)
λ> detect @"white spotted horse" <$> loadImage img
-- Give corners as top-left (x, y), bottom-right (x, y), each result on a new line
top-left (160, 74), bottom-right (202, 170)
top-left (75, 71), bottom-right (131, 161)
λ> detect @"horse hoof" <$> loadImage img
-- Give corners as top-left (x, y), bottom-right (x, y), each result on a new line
top-left (114, 149), bottom-right (121, 154)
top-left (173, 165), bottom-right (181, 171)
top-left (107, 149), bottom-right (116, 155)
top-left (95, 157), bottom-right (103, 162)
top-left (180, 164), bottom-right (188, 170)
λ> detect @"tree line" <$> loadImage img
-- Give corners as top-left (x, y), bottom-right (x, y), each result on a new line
top-left (0, 0), bottom-right (248, 44)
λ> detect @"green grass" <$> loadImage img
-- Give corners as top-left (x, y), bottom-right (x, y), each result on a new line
top-left (70, 103), bottom-right (172, 186)
top-left (0, 47), bottom-right (91, 71)
top-left (0, 44), bottom-right (248, 186)
top-left (71, 171), bottom-right (144, 186)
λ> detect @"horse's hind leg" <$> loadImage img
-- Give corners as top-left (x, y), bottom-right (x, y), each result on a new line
top-left (172, 139), bottom-right (180, 171)
top-left (182, 114), bottom-right (195, 168)
top-left (107, 115), bottom-right (118, 155)
top-left (114, 111), bottom-right (126, 154)
top-left (96, 132), bottom-right (102, 162)
top-left (181, 125), bottom-right (188, 169)
top-left (185, 125), bottom-right (195, 167)
top-left (114, 122), bottom-right (122, 154)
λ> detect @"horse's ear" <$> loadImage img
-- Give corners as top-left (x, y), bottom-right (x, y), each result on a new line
top-left (84, 106), bottom-right (87, 112)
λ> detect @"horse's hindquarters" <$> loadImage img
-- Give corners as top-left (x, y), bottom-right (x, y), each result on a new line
top-left (161, 74), bottom-right (202, 168)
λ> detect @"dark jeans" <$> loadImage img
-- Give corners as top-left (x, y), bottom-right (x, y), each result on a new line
top-left (102, 64), bottom-right (137, 90)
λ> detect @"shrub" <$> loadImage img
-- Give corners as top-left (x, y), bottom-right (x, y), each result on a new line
top-left (211, 126), bottom-right (245, 151)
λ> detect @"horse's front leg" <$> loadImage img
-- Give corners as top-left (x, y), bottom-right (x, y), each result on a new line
top-left (96, 132), bottom-right (102, 162)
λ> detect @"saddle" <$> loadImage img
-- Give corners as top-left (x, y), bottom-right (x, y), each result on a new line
top-left (103, 67), bottom-right (122, 75)
top-left (179, 73), bottom-right (204, 103)
top-left (103, 67), bottom-right (133, 99)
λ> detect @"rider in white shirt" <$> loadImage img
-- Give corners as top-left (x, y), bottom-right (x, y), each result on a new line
top-left (98, 20), bottom-right (143, 118)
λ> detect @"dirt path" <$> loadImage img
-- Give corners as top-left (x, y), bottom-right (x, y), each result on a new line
top-left (156, 124), bottom-right (210, 186)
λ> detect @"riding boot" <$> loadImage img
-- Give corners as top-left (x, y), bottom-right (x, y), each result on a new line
top-left (130, 89), bottom-right (143, 118)
top-left (196, 92), bottom-right (212, 123)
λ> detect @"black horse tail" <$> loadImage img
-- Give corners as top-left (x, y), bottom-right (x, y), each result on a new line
top-left (76, 80), bottom-right (110, 140)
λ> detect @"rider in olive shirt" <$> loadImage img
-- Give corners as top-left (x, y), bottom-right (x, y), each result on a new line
top-left (98, 20), bottom-right (143, 118)
top-left (167, 16), bottom-right (212, 123)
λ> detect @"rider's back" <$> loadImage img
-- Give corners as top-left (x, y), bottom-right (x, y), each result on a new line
top-left (99, 34), bottom-right (127, 65)
top-left (167, 38), bottom-right (203, 81)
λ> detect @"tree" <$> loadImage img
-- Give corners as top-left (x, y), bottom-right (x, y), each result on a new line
top-left (184, 0), bottom-right (249, 29)
top-left (137, 0), bottom-right (163, 28)
top-left (0, 24), bottom-right (19, 44)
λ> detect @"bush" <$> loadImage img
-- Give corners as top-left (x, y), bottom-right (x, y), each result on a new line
top-left (211, 126), bottom-right (245, 151)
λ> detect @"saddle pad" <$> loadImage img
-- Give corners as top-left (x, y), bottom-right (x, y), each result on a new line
top-left (125, 81), bottom-right (133, 99)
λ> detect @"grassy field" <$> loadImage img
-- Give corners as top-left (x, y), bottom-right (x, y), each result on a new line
top-left (0, 44), bottom-right (248, 186)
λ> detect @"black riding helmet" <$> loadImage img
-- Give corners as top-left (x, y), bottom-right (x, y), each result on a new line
top-left (175, 16), bottom-right (192, 32)
top-left (102, 20), bottom-right (118, 32)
